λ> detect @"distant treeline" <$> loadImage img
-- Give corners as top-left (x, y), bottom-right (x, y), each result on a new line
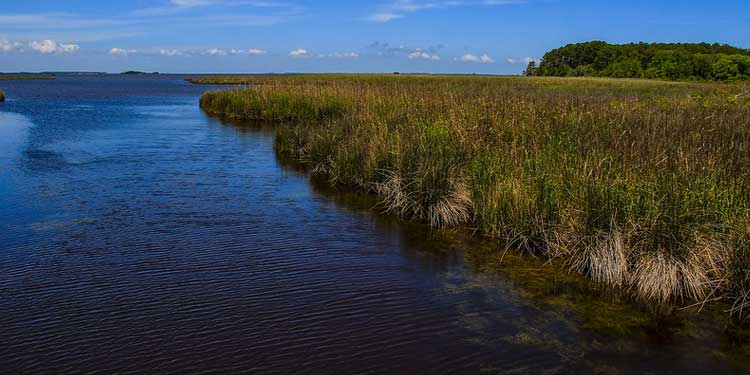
top-left (525, 41), bottom-right (750, 81)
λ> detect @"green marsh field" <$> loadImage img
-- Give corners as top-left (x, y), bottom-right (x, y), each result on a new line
top-left (195, 74), bottom-right (750, 318)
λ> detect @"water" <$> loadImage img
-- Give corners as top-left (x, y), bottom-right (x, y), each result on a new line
top-left (0, 76), bottom-right (748, 374)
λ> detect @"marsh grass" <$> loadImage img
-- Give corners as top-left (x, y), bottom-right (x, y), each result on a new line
top-left (198, 74), bottom-right (750, 317)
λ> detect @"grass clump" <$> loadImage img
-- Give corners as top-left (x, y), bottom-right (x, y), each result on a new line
top-left (198, 74), bottom-right (750, 317)
top-left (200, 86), bottom-right (350, 122)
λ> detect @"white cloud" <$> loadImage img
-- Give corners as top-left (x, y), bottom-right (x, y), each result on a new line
top-left (289, 48), bottom-right (309, 57)
top-left (482, 0), bottom-right (528, 5)
top-left (367, 0), bottom-right (527, 22)
top-left (30, 40), bottom-right (79, 54)
top-left (506, 56), bottom-right (535, 65)
top-left (459, 53), bottom-right (495, 64)
top-left (137, 0), bottom-right (300, 16)
top-left (408, 51), bottom-right (440, 60)
top-left (161, 47), bottom-right (269, 57)
top-left (206, 48), bottom-right (227, 56)
top-left (391, 1), bottom-right (438, 12)
top-left (0, 38), bottom-right (22, 52)
top-left (248, 48), bottom-right (269, 55)
top-left (109, 47), bottom-right (136, 56)
top-left (367, 13), bottom-right (404, 22)
top-left (32, 40), bottom-right (58, 53)
top-left (0, 13), bottom-right (134, 30)
top-left (478, 54), bottom-right (495, 63)
top-left (168, 0), bottom-right (289, 8)
top-left (160, 49), bottom-right (184, 57)
top-left (230, 48), bottom-right (268, 55)
top-left (330, 52), bottom-right (360, 59)
top-left (0, 9), bottom-right (294, 43)
top-left (59, 43), bottom-right (79, 53)
top-left (170, 0), bottom-right (214, 6)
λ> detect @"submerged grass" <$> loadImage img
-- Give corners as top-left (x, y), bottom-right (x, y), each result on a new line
top-left (198, 74), bottom-right (750, 317)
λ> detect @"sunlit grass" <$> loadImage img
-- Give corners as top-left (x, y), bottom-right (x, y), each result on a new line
top-left (197, 74), bottom-right (750, 317)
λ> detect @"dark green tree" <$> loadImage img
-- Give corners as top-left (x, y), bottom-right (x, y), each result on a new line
top-left (523, 60), bottom-right (538, 76)
top-left (600, 58), bottom-right (643, 78)
top-left (645, 50), bottom-right (695, 80)
top-left (536, 41), bottom-right (750, 81)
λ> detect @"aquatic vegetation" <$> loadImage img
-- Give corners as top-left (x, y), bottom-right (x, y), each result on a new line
top-left (0, 89), bottom-right (4, 102)
top-left (197, 74), bottom-right (750, 317)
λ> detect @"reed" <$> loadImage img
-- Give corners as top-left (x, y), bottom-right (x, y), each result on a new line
top-left (198, 74), bottom-right (750, 317)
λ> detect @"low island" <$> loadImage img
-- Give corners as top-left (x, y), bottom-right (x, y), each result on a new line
top-left (0, 75), bottom-right (56, 81)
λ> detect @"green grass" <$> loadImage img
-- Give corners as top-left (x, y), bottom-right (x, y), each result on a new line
top-left (0, 75), bottom-right (55, 81)
top-left (200, 85), bottom-right (351, 122)
top-left (198, 74), bottom-right (750, 318)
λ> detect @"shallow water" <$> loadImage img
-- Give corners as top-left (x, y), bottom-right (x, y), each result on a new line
top-left (0, 76), bottom-right (748, 374)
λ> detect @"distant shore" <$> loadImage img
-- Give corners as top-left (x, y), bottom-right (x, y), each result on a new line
top-left (0, 75), bottom-right (56, 81)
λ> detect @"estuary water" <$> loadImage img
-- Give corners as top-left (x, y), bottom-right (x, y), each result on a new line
top-left (0, 75), bottom-right (748, 374)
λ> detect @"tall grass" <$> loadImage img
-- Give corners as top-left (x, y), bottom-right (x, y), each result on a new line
top-left (198, 75), bottom-right (750, 317)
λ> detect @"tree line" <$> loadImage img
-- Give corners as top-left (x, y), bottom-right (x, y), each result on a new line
top-left (525, 41), bottom-right (750, 81)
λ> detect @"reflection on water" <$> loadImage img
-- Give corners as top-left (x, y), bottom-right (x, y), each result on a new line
top-left (0, 76), bottom-right (748, 374)
top-left (306, 170), bottom-right (750, 374)
top-left (0, 112), bottom-right (32, 160)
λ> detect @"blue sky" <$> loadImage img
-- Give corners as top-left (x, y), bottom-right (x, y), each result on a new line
top-left (0, 0), bottom-right (748, 74)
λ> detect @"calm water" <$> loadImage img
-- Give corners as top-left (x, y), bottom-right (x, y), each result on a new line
top-left (1, 76), bottom-right (748, 374)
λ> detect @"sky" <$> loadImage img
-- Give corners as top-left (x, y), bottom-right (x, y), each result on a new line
top-left (0, 0), bottom-right (749, 74)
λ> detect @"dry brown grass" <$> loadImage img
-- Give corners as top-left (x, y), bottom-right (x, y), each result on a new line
top-left (629, 233), bottom-right (732, 304)
top-left (564, 229), bottom-right (630, 288)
